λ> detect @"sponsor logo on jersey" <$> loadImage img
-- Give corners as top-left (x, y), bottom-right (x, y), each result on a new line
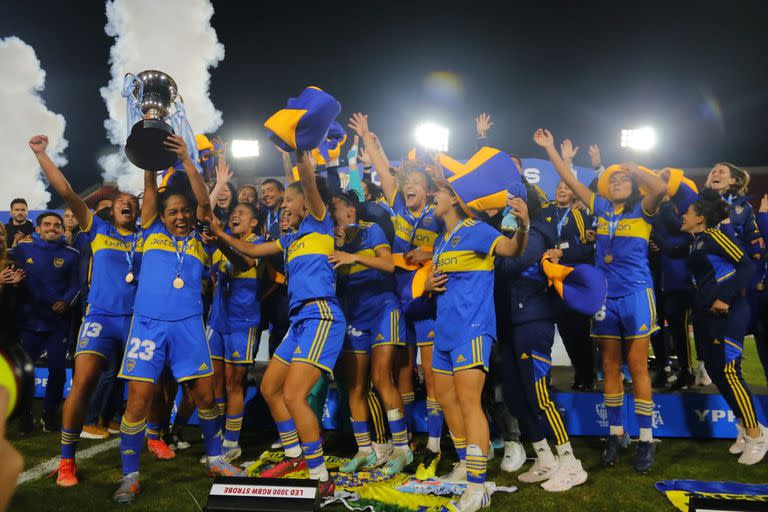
top-left (53, 257), bottom-right (64, 268)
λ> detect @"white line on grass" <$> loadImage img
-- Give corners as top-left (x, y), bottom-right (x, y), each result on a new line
top-left (17, 438), bottom-right (120, 484)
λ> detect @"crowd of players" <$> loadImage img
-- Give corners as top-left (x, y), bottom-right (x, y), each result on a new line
top-left (2, 112), bottom-right (768, 512)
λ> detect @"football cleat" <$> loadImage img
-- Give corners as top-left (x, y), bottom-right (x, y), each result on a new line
top-left (633, 441), bottom-right (655, 472)
top-left (368, 441), bottom-right (393, 469)
top-left (207, 458), bottom-right (244, 477)
top-left (56, 458), bottom-right (78, 487)
top-left (260, 456), bottom-right (307, 478)
top-left (222, 445), bottom-right (242, 464)
top-left (148, 438), bottom-right (176, 460)
top-left (601, 432), bottom-right (631, 467)
top-left (113, 473), bottom-right (141, 504)
top-left (382, 448), bottom-right (414, 475)
top-left (415, 448), bottom-right (441, 480)
top-left (340, 450), bottom-right (378, 473)
top-left (439, 460), bottom-right (468, 484)
top-left (317, 478), bottom-right (335, 498)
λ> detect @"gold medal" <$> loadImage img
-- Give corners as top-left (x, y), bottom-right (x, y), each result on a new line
top-left (604, 254), bottom-right (614, 264)
top-left (757, 282), bottom-right (766, 292)
top-left (125, 272), bottom-right (135, 284)
top-left (173, 277), bottom-right (185, 289)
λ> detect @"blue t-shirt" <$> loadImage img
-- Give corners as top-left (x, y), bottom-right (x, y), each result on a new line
top-left (433, 219), bottom-right (504, 350)
top-left (590, 195), bottom-right (655, 298)
top-left (209, 234), bottom-right (264, 333)
top-left (337, 222), bottom-right (398, 328)
top-left (133, 217), bottom-right (212, 321)
top-left (82, 214), bottom-right (143, 316)
top-left (276, 209), bottom-right (337, 314)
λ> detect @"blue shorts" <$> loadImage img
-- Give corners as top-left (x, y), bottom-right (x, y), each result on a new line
top-left (207, 326), bottom-right (259, 364)
top-left (118, 314), bottom-right (213, 384)
top-left (76, 311), bottom-right (131, 360)
top-left (273, 299), bottom-right (346, 373)
top-left (590, 287), bottom-right (660, 340)
top-left (345, 307), bottom-right (406, 354)
top-left (406, 317), bottom-right (436, 347)
top-left (432, 335), bottom-right (492, 375)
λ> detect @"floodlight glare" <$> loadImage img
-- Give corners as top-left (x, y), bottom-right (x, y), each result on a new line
top-left (414, 123), bottom-right (449, 152)
top-left (620, 127), bottom-right (656, 151)
top-left (231, 139), bottom-right (260, 158)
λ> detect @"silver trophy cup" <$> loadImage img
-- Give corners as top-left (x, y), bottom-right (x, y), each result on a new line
top-left (125, 70), bottom-right (179, 170)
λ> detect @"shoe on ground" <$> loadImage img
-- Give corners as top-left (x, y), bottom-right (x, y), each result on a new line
top-left (439, 460), bottom-right (468, 483)
top-left (107, 420), bottom-right (121, 435)
top-left (317, 478), bottom-right (335, 498)
top-left (80, 425), bottom-right (109, 440)
top-left (695, 361), bottom-right (712, 386)
top-left (634, 441), bottom-right (655, 472)
top-left (518, 457), bottom-right (560, 483)
top-left (738, 425), bottom-right (768, 465)
top-left (368, 441), bottom-right (393, 469)
top-left (207, 457), bottom-right (244, 477)
top-left (340, 450), bottom-right (378, 473)
top-left (222, 444), bottom-right (242, 464)
top-left (414, 448), bottom-right (441, 480)
top-left (42, 410), bottom-right (61, 433)
top-left (601, 432), bottom-right (631, 466)
top-left (730, 423), bottom-right (746, 455)
top-left (113, 473), bottom-right (141, 504)
top-left (260, 456), bottom-right (307, 478)
top-left (652, 368), bottom-right (669, 389)
top-left (487, 442), bottom-right (494, 462)
top-left (440, 484), bottom-right (490, 512)
top-left (56, 458), bottom-right (78, 487)
top-left (670, 369), bottom-right (694, 391)
top-left (382, 447), bottom-right (414, 475)
top-left (500, 441), bottom-right (526, 473)
top-left (165, 431), bottom-right (191, 451)
top-left (148, 438), bottom-right (176, 460)
top-left (541, 458), bottom-right (587, 492)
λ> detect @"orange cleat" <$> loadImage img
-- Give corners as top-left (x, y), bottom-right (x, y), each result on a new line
top-left (56, 458), bottom-right (78, 487)
top-left (148, 438), bottom-right (176, 460)
top-left (207, 459), bottom-right (244, 477)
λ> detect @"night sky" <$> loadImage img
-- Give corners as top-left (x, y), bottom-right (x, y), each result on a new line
top-left (3, 2), bottom-right (768, 199)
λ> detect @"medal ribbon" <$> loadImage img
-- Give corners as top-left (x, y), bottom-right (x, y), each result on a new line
top-left (405, 204), bottom-right (430, 247)
top-left (173, 231), bottom-right (194, 280)
top-left (606, 209), bottom-right (624, 259)
top-left (555, 207), bottom-right (572, 239)
top-left (123, 229), bottom-right (140, 276)
top-left (432, 219), bottom-right (469, 268)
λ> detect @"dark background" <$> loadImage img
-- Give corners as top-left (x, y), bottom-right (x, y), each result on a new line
top-left (3, 1), bottom-right (768, 199)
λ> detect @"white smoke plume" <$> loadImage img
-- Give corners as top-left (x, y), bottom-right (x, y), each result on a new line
top-left (0, 37), bottom-right (67, 209)
top-left (100, 0), bottom-right (224, 194)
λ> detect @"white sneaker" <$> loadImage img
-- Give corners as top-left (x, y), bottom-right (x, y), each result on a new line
top-left (500, 441), bottom-right (526, 473)
top-left (487, 442), bottom-right (495, 462)
top-left (738, 425), bottom-right (768, 465)
top-left (518, 457), bottom-right (560, 483)
top-left (442, 484), bottom-right (490, 512)
top-left (730, 423), bottom-right (746, 455)
top-left (439, 461), bottom-right (468, 483)
top-left (540, 458), bottom-right (588, 492)
top-left (369, 441), bottom-right (393, 469)
top-left (222, 444), bottom-right (242, 463)
top-left (695, 361), bottom-right (712, 386)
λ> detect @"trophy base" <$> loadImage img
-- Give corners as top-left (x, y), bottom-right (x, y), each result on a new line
top-left (125, 119), bottom-right (177, 171)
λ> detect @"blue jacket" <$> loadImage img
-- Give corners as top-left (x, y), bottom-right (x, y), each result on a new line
top-left (541, 203), bottom-right (595, 265)
top-left (652, 202), bottom-right (691, 293)
top-left (495, 219), bottom-right (557, 325)
top-left (718, 193), bottom-right (763, 258)
top-left (13, 235), bottom-right (80, 331)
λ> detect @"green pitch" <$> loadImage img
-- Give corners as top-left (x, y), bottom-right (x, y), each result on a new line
top-left (8, 338), bottom-right (768, 512)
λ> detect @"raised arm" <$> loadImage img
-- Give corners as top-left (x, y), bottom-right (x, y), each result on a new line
top-left (349, 113), bottom-right (397, 204)
top-left (280, 148), bottom-right (295, 184)
top-left (142, 170), bottom-right (158, 228)
top-left (216, 240), bottom-right (257, 273)
top-left (296, 150), bottom-right (325, 220)
top-left (493, 197), bottom-right (529, 257)
top-left (625, 162), bottom-right (667, 215)
top-left (164, 135), bottom-right (212, 223)
top-left (210, 218), bottom-right (282, 259)
top-left (328, 244), bottom-right (395, 273)
top-left (208, 157), bottom-right (233, 209)
top-left (29, 135), bottom-right (91, 230)
top-left (533, 129), bottom-right (594, 207)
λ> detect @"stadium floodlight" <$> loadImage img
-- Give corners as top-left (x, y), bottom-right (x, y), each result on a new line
top-left (414, 122), bottom-right (449, 152)
top-left (231, 139), bottom-right (260, 158)
top-left (620, 127), bottom-right (656, 151)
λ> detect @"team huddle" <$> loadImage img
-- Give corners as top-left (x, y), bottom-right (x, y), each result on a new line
top-left (21, 108), bottom-right (768, 512)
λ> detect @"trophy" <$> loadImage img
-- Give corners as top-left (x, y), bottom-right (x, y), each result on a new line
top-left (123, 70), bottom-right (180, 171)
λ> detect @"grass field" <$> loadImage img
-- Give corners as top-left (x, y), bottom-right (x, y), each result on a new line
top-left (7, 337), bottom-right (768, 512)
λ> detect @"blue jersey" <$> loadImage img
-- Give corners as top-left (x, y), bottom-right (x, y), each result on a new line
top-left (389, 192), bottom-right (445, 300)
top-left (336, 222), bottom-right (397, 328)
top-left (433, 219), bottom-right (504, 350)
top-left (133, 217), bottom-right (212, 321)
top-left (590, 195), bottom-right (655, 298)
top-left (13, 236), bottom-right (80, 331)
top-left (276, 209), bottom-right (337, 314)
top-left (209, 233), bottom-right (264, 333)
top-left (81, 214), bottom-right (143, 315)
